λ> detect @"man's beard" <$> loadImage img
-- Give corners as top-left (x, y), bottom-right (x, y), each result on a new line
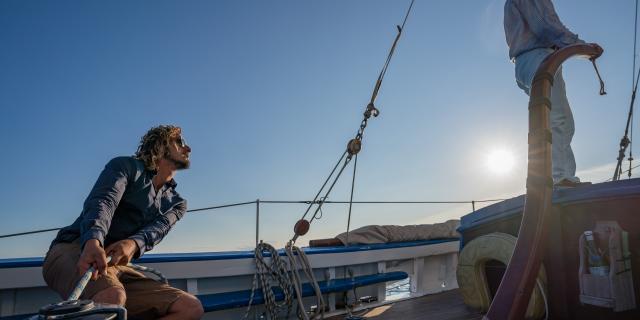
top-left (169, 155), bottom-right (190, 170)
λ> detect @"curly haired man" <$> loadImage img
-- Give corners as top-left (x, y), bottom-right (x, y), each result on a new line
top-left (43, 125), bottom-right (204, 320)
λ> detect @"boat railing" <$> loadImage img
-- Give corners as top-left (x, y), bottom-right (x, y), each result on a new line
top-left (0, 197), bottom-right (507, 319)
top-left (0, 198), bottom-right (506, 246)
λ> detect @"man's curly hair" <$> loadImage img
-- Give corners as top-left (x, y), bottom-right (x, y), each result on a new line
top-left (135, 125), bottom-right (182, 171)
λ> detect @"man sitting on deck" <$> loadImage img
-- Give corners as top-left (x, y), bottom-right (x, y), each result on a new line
top-left (42, 125), bottom-right (204, 320)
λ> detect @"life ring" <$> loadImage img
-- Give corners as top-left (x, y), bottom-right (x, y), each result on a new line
top-left (457, 232), bottom-right (547, 319)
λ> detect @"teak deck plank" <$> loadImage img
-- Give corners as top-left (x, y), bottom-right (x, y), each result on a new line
top-left (327, 289), bottom-right (482, 320)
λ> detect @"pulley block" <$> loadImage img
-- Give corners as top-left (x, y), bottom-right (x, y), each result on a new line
top-left (293, 219), bottom-right (310, 236)
top-left (347, 139), bottom-right (362, 155)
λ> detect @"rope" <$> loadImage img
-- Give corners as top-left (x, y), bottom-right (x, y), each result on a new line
top-left (128, 263), bottom-right (168, 284)
top-left (0, 227), bottom-right (63, 239)
top-left (0, 198), bottom-right (506, 240)
top-left (299, 151), bottom-right (348, 222)
top-left (303, 160), bottom-right (352, 229)
top-left (67, 256), bottom-right (113, 301)
top-left (345, 154), bottom-right (359, 246)
top-left (290, 0), bottom-right (416, 244)
top-left (342, 268), bottom-right (361, 319)
top-left (244, 242), bottom-right (294, 320)
top-left (285, 242), bottom-right (325, 320)
top-left (187, 200), bottom-right (259, 213)
top-left (0, 198), bottom-right (507, 240)
top-left (242, 241), bottom-right (326, 320)
top-left (537, 278), bottom-right (548, 320)
top-left (67, 256), bottom-right (168, 301)
top-left (265, 200), bottom-right (498, 204)
top-left (614, 0), bottom-right (640, 181)
top-left (603, 163), bottom-right (640, 182)
top-left (631, 0), bottom-right (638, 179)
top-left (370, 0), bottom-right (415, 104)
top-left (590, 59), bottom-right (606, 95)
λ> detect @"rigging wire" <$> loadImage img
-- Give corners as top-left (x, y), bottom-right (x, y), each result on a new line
top-left (630, 0), bottom-right (639, 178)
top-left (244, 2), bottom-right (416, 317)
top-left (345, 154), bottom-right (358, 246)
top-left (604, 163), bottom-right (640, 182)
top-left (290, 0), bottom-right (416, 244)
top-left (614, 0), bottom-right (640, 181)
top-left (298, 151), bottom-right (348, 222)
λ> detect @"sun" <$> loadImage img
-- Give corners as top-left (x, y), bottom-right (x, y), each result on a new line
top-left (486, 149), bottom-right (515, 174)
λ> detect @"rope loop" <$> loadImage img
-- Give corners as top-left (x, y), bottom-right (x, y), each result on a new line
top-left (243, 241), bottom-right (294, 320)
top-left (285, 243), bottom-right (326, 320)
top-left (590, 58), bottom-right (607, 95)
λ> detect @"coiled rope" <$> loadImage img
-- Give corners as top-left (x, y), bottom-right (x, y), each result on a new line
top-left (242, 241), bottom-right (326, 320)
top-left (244, 242), bottom-right (294, 320)
top-left (285, 242), bottom-right (325, 320)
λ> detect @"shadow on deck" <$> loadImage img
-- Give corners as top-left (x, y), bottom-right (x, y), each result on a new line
top-left (327, 289), bottom-right (482, 320)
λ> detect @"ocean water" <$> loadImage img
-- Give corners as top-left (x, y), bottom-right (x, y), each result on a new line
top-left (385, 277), bottom-right (411, 300)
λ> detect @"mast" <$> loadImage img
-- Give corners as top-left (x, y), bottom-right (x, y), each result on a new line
top-left (485, 43), bottom-right (603, 320)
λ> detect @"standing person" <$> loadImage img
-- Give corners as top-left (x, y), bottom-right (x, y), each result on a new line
top-left (504, 0), bottom-right (600, 187)
top-left (43, 125), bottom-right (204, 320)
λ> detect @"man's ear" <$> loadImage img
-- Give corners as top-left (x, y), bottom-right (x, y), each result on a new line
top-left (159, 143), bottom-right (171, 159)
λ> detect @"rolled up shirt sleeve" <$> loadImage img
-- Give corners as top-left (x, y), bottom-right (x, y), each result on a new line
top-left (79, 158), bottom-right (132, 248)
top-left (515, 0), bottom-right (584, 47)
top-left (129, 200), bottom-right (187, 257)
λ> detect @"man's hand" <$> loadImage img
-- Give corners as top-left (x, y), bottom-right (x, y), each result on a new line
top-left (77, 239), bottom-right (108, 280)
top-left (105, 239), bottom-right (139, 266)
top-left (590, 43), bottom-right (603, 53)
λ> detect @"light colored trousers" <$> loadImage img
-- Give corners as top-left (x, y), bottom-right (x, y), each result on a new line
top-left (515, 48), bottom-right (579, 183)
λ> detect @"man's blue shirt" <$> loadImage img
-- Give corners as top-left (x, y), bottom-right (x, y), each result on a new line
top-left (52, 156), bottom-right (187, 257)
top-left (504, 0), bottom-right (584, 61)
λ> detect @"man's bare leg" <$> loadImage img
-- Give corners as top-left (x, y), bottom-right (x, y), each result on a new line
top-left (91, 287), bottom-right (126, 306)
top-left (159, 293), bottom-right (204, 320)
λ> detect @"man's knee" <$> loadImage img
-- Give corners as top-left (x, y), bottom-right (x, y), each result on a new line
top-left (91, 287), bottom-right (126, 306)
top-left (169, 293), bottom-right (204, 319)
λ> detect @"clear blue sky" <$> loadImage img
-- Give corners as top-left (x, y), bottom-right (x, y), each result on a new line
top-left (1, 0), bottom-right (637, 258)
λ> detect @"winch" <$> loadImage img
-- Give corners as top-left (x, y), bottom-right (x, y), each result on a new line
top-left (27, 299), bottom-right (126, 320)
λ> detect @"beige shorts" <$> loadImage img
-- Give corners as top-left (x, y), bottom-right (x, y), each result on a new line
top-left (42, 241), bottom-right (187, 319)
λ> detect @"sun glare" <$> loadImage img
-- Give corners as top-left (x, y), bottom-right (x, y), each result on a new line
top-left (487, 149), bottom-right (515, 174)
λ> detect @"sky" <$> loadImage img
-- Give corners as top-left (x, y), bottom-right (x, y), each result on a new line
top-left (1, 0), bottom-right (639, 259)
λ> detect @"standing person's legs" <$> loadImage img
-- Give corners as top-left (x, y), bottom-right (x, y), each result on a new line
top-left (515, 48), bottom-right (580, 183)
top-left (549, 67), bottom-right (579, 183)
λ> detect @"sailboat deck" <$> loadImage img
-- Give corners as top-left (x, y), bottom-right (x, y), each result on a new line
top-left (327, 289), bottom-right (482, 320)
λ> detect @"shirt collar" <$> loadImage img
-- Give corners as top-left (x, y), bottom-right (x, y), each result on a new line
top-left (146, 170), bottom-right (178, 189)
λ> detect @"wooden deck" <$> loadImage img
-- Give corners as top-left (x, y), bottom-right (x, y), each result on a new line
top-left (327, 289), bottom-right (483, 320)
